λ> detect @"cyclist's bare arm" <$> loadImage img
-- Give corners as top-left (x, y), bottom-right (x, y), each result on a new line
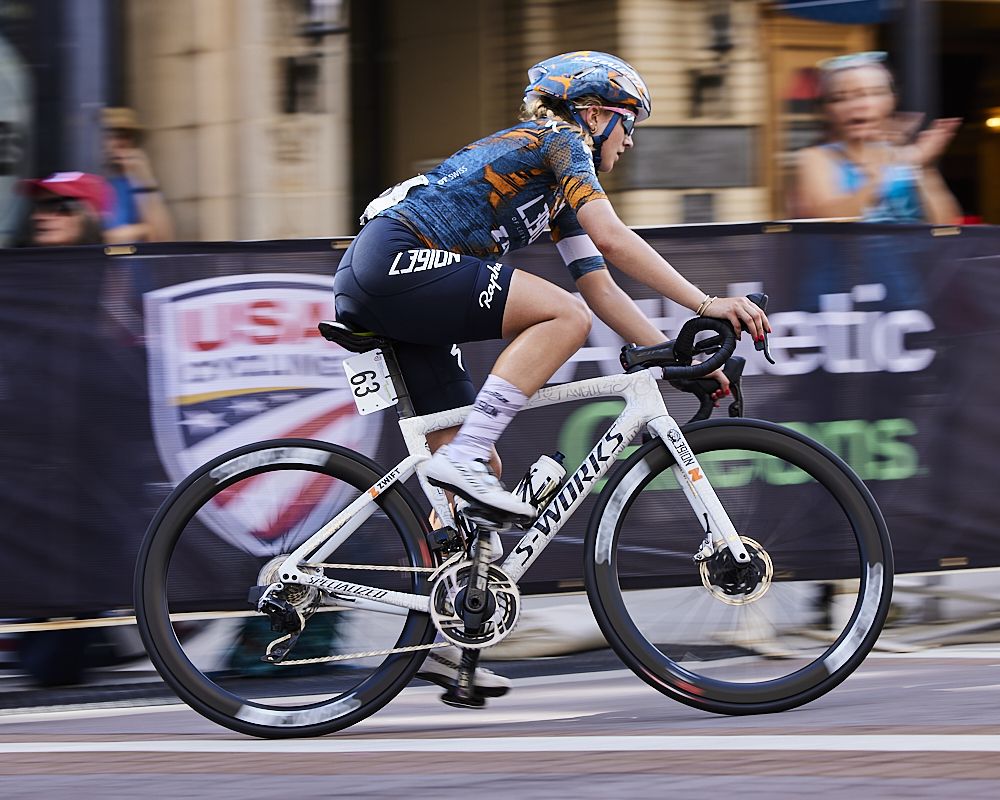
top-left (576, 199), bottom-right (769, 340)
top-left (576, 268), bottom-right (728, 394)
top-left (576, 268), bottom-right (674, 346)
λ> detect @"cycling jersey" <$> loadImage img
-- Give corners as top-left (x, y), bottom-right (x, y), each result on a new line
top-left (335, 119), bottom-right (608, 414)
top-left (371, 120), bottom-right (609, 279)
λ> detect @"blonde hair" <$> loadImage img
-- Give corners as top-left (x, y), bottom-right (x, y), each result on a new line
top-left (520, 95), bottom-right (606, 150)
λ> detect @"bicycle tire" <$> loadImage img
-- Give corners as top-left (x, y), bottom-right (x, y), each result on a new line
top-left (134, 438), bottom-right (436, 738)
top-left (584, 418), bottom-right (893, 715)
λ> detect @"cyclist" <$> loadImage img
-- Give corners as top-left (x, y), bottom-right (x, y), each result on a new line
top-left (334, 51), bottom-right (769, 697)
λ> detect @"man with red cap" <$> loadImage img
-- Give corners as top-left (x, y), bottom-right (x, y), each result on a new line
top-left (20, 172), bottom-right (111, 246)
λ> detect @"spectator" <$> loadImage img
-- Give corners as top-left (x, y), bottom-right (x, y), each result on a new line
top-left (101, 106), bottom-right (174, 243)
top-left (12, 172), bottom-right (108, 685)
top-left (795, 51), bottom-right (961, 224)
top-left (19, 171), bottom-right (110, 246)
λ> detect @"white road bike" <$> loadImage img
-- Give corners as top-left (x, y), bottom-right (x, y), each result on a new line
top-left (135, 295), bottom-right (893, 738)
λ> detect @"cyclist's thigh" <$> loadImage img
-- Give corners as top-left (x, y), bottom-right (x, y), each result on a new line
top-left (393, 341), bottom-right (475, 416)
top-left (500, 269), bottom-right (588, 339)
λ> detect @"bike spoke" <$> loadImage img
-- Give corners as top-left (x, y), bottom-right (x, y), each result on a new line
top-left (587, 421), bottom-right (891, 713)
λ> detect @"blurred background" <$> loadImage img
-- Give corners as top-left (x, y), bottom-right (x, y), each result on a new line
top-left (1, 0), bottom-right (999, 246)
top-left (2, 0), bottom-right (1000, 691)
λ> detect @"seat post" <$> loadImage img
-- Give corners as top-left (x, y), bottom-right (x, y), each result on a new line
top-left (317, 320), bottom-right (417, 420)
top-left (380, 344), bottom-right (416, 420)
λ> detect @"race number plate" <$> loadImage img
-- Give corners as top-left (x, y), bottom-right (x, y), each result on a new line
top-left (342, 349), bottom-right (397, 415)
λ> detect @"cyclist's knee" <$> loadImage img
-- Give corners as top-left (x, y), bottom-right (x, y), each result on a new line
top-left (564, 295), bottom-right (592, 344)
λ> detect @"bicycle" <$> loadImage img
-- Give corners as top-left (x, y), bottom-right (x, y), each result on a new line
top-left (134, 293), bottom-right (893, 738)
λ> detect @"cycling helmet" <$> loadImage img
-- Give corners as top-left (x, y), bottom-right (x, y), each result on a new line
top-left (524, 51), bottom-right (651, 167)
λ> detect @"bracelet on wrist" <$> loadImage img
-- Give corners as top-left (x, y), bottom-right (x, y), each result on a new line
top-left (131, 185), bottom-right (159, 194)
top-left (696, 295), bottom-right (718, 317)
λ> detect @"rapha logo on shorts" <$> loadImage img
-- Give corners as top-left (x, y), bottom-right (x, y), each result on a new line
top-left (143, 273), bottom-right (383, 556)
top-left (479, 262), bottom-right (504, 309)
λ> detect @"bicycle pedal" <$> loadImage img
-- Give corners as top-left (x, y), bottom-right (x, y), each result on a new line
top-left (440, 688), bottom-right (487, 709)
top-left (459, 506), bottom-right (511, 530)
top-left (459, 503), bottom-right (533, 531)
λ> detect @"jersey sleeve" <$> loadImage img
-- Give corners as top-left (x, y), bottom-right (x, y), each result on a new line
top-left (550, 203), bottom-right (606, 280)
top-left (541, 127), bottom-right (607, 212)
top-left (542, 128), bottom-right (608, 280)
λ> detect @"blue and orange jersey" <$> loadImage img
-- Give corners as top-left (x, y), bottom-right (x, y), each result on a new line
top-left (370, 120), bottom-right (608, 280)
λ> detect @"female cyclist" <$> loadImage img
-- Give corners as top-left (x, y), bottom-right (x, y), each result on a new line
top-left (334, 51), bottom-right (770, 520)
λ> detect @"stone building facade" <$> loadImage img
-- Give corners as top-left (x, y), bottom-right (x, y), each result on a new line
top-left (120, 1), bottom-right (935, 240)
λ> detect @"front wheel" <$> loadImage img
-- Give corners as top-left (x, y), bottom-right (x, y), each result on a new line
top-left (134, 439), bottom-right (436, 738)
top-left (584, 418), bottom-right (893, 715)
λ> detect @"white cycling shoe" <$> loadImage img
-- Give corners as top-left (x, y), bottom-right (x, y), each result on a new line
top-left (417, 646), bottom-right (511, 699)
top-left (424, 446), bottom-right (535, 520)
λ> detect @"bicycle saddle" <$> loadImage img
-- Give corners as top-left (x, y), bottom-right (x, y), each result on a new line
top-left (318, 319), bottom-right (391, 353)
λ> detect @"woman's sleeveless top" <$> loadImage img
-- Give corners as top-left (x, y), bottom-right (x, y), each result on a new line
top-left (821, 143), bottom-right (924, 223)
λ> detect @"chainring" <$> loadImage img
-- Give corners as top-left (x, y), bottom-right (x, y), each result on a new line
top-left (429, 560), bottom-right (521, 649)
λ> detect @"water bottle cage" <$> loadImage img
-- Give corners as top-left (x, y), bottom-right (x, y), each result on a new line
top-left (514, 454), bottom-right (567, 510)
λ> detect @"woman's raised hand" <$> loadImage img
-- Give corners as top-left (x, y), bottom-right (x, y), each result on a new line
top-left (905, 118), bottom-right (962, 167)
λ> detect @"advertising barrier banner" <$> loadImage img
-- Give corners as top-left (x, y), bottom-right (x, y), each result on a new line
top-left (1, 222), bottom-right (998, 616)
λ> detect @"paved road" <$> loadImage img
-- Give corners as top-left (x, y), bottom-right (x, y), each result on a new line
top-left (2, 646), bottom-right (1000, 798)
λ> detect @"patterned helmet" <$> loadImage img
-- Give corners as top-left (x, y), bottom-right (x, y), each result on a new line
top-left (524, 51), bottom-right (652, 122)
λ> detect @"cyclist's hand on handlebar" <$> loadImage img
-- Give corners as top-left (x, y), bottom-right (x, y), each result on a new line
top-left (703, 296), bottom-right (772, 342)
top-left (706, 367), bottom-right (730, 402)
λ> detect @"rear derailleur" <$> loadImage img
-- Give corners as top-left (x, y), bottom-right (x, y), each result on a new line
top-left (246, 557), bottom-right (320, 664)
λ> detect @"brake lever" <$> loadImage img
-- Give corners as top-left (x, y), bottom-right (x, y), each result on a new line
top-left (745, 292), bottom-right (775, 365)
top-left (670, 356), bottom-right (746, 423)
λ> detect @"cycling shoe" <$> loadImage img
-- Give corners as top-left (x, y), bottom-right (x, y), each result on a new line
top-left (424, 446), bottom-right (535, 520)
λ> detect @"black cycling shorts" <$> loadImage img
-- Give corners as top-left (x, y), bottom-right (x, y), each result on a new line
top-left (333, 216), bottom-right (515, 415)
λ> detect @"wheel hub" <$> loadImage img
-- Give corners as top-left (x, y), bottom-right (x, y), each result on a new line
top-left (699, 536), bottom-right (773, 605)
top-left (257, 555), bottom-right (320, 611)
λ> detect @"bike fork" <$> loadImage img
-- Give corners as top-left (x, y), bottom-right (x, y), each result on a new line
top-left (646, 417), bottom-right (751, 564)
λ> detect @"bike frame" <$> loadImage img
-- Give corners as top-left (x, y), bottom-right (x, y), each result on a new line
top-left (273, 369), bottom-right (750, 615)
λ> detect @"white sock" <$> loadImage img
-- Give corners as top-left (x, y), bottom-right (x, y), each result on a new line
top-left (446, 375), bottom-right (528, 463)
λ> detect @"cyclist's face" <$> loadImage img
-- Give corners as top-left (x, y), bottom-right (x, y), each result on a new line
top-left (596, 109), bottom-right (634, 173)
top-left (823, 66), bottom-right (894, 143)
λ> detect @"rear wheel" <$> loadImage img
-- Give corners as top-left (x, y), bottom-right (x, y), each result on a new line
top-left (134, 438), bottom-right (435, 738)
top-left (585, 418), bottom-right (893, 715)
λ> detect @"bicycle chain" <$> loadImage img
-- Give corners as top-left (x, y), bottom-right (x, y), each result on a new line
top-left (276, 639), bottom-right (449, 666)
top-left (273, 561), bottom-right (444, 666)
top-left (307, 562), bottom-right (437, 573)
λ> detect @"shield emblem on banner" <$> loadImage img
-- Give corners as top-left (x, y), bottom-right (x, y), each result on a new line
top-left (144, 273), bottom-right (383, 556)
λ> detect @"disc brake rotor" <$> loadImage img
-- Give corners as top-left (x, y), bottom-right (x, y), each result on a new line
top-left (699, 536), bottom-right (773, 605)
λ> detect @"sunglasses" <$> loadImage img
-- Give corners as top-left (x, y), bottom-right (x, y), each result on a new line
top-left (33, 197), bottom-right (84, 216)
top-left (576, 105), bottom-right (637, 137)
top-left (817, 51), bottom-right (888, 72)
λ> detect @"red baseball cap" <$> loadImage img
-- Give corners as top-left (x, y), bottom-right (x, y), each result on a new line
top-left (20, 172), bottom-right (112, 216)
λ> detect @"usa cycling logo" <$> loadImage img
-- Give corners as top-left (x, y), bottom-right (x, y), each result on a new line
top-left (144, 273), bottom-right (382, 556)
